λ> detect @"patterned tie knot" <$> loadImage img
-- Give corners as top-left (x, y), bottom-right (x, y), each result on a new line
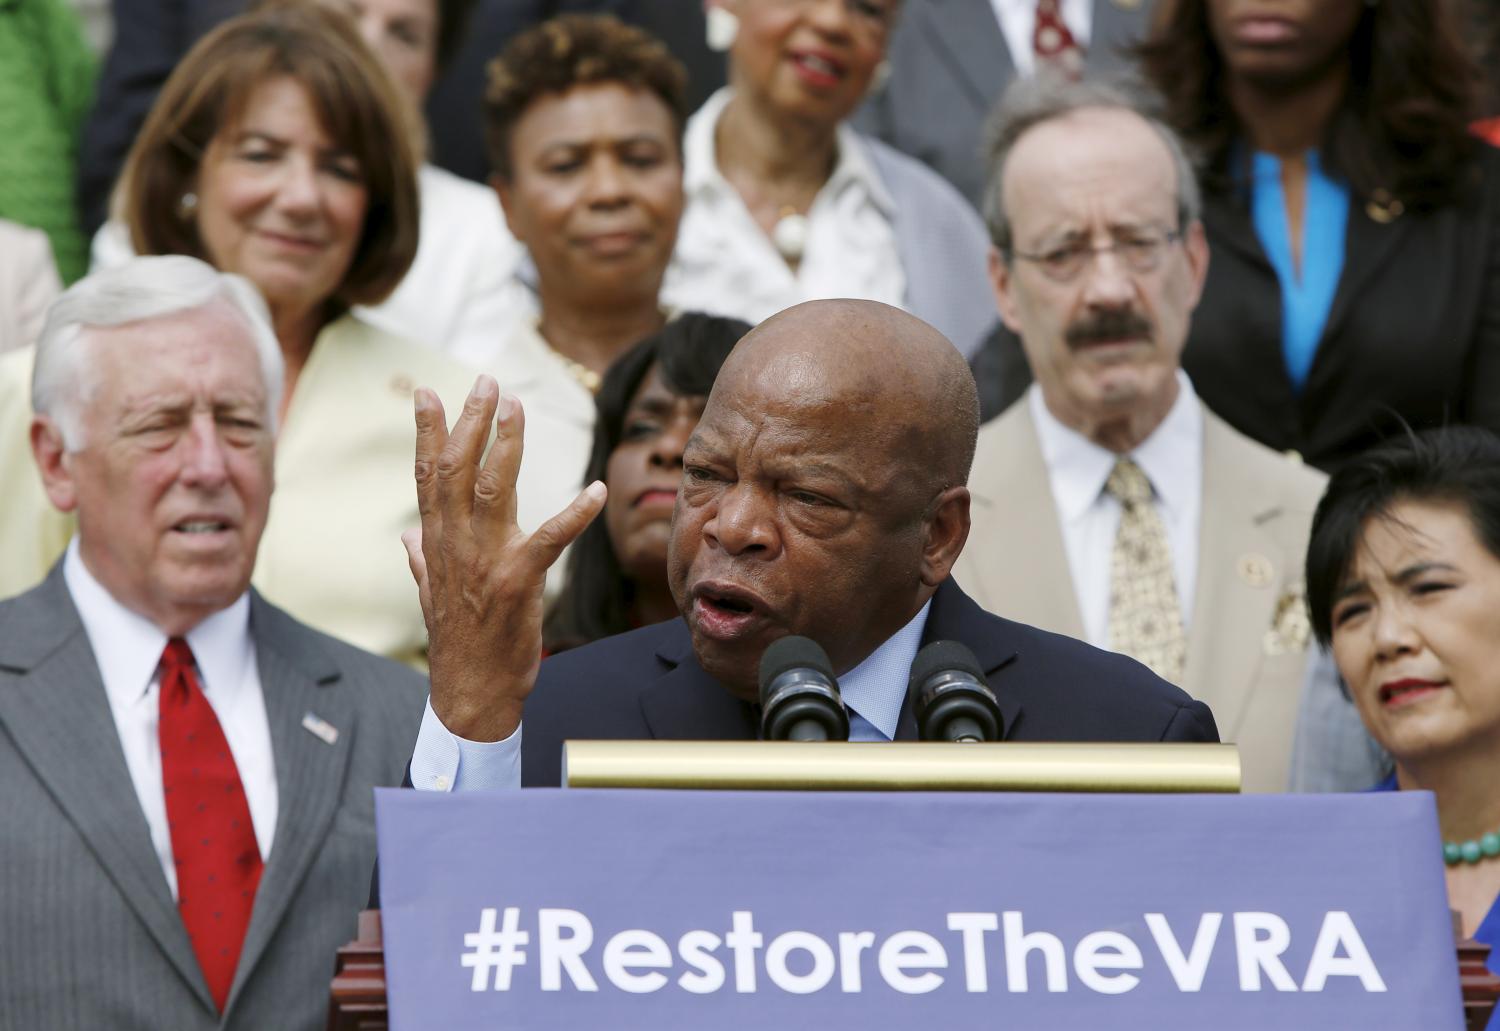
top-left (160, 638), bottom-right (197, 703)
top-left (1105, 457), bottom-right (1153, 508)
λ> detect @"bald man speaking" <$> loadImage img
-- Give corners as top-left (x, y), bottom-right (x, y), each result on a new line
top-left (404, 300), bottom-right (1217, 789)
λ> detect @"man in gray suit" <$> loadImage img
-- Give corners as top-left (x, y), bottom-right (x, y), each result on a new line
top-left (857, 0), bottom-right (1155, 208)
top-left (0, 256), bottom-right (424, 1030)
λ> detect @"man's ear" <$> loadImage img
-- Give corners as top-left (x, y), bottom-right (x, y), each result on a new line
top-left (1182, 218), bottom-right (1211, 310)
top-left (31, 416), bottom-right (79, 513)
top-left (989, 247), bottom-right (1024, 336)
top-left (919, 486), bottom-right (971, 587)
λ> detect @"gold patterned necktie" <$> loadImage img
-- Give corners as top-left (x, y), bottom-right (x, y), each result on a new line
top-left (1104, 458), bottom-right (1187, 684)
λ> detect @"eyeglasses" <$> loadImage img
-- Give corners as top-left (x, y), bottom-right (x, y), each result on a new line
top-left (1011, 231), bottom-right (1183, 283)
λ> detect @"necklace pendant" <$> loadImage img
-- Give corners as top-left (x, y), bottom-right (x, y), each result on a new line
top-left (772, 212), bottom-right (809, 261)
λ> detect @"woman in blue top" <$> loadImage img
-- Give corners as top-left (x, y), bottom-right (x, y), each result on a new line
top-left (1138, 0), bottom-right (1500, 472)
top-left (1306, 427), bottom-right (1500, 962)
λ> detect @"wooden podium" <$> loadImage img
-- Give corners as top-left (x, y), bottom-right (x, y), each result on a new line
top-left (327, 913), bottom-right (1498, 1030)
top-left (327, 910), bottom-right (387, 1031)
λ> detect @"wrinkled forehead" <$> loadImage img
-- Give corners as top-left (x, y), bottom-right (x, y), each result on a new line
top-left (694, 347), bottom-right (900, 464)
top-left (1004, 108), bottom-right (1181, 240)
top-left (707, 344), bottom-right (886, 423)
top-left (85, 303), bottom-right (268, 405)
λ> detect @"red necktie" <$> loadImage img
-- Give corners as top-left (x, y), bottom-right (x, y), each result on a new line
top-left (158, 637), bottom-right (263, 1012)
top-left (1034, 0), bottom-right (1084, 79)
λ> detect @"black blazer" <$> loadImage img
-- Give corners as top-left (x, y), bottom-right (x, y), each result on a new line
top-left (973, 146), bottom-right (1500, 471)
top-left (77, 0), bottom-right (242, 234)
top-left (520, 578), bottom-right (1219, 787)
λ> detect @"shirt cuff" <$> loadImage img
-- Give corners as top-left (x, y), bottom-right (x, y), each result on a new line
top-left (409, 696), bottom-right (522, 792)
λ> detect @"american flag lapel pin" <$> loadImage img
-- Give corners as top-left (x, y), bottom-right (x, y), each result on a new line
top-left (302, 712), bottom-right (340, 745)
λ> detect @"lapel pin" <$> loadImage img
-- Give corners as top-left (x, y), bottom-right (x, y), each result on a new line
top-left (302, 712), bottom-right (340, 745)
top-left (1365, 190), bottom-right (1404, 224)
top-left (1237, 553), bottom-right (1274, 588)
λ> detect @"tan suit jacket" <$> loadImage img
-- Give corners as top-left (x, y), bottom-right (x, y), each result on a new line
top-left (952, 399), bottom-right (1327, 791)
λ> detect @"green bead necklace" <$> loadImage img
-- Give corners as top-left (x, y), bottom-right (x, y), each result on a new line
top-left (1444, 832), bottom-right (1500, 866)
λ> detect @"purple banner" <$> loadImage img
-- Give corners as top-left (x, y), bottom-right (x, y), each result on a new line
top-left (376, 789), bottom-right (1460, 1029)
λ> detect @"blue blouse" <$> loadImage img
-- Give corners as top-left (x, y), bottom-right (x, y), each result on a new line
top-left (1372, 772), bottom-right (1500, 1027)
top-left (1249, 151), bottom-right (1350, 392)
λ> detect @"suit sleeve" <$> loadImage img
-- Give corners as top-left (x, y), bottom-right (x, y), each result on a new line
top-left (1158, 699), bottom-right (1221, 743)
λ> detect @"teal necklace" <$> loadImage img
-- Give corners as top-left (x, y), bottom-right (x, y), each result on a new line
top-left (1444, 832), bottom-right (1500, 866)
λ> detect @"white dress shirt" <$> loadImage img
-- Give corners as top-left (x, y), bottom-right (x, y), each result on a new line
top-left (660, 88), bottom-right (906, 325)
top-left (409, 602), bottom-right (934, 792)
top-left (989, 0), bottom-right (1094, 76)
top-left (1027, 371), bottom-right (1203, 648)
top-left (64, 540), bottom-right (277, 898)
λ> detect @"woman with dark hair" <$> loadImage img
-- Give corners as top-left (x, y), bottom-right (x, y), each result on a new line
top-left (1138, 0), bottom-right (1500, 472)
top-left (1306, 427), bottom-right (1500, 956)
top-left (544, 312), bottom-right (750, 652)
top-left (90, 0), bottom-right (528, 363)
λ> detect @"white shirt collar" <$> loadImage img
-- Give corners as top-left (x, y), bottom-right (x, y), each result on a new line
top-left (64, 538), bottom-right (254, 707)
top-left (684, 88), bottom-right (897, 219)
top-left (837, 599), bottom-right (932, 741)
top-left (1028, 370), bottom-right (1202, 523)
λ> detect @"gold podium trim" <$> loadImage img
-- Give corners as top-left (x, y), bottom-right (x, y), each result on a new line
top-left (562, 741), bottom-right (1240, 793)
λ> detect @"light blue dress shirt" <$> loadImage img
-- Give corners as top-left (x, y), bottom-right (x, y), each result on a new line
top-left (1249, 150), bottom-right (1350, 391)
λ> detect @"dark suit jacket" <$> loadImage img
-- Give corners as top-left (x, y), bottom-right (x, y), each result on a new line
top-left (77, 0), bottom-right (241, 234)
top-left (973, 146), bottom-right (1500, 471)
top-left (0, 567), bottom-right (425, 1030)
top-left (520, 578), bottom-right (1219, 787)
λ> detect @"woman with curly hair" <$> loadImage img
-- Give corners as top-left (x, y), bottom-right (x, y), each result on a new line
top-left (1137, 0), bottom-right (1500, 472)
top-left (479, 15), bottom-right (688, 552)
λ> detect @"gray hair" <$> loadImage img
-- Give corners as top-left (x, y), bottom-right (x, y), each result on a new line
top-left (33, 255), bottom-right (285, 449)
top-left (981, 75), bottom-right (1202, 255)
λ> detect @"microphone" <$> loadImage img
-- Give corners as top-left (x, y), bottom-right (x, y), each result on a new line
top-left (910, 640), bottom-right (1003, 743)
top-left (759, 636), bottom-right (850, 742)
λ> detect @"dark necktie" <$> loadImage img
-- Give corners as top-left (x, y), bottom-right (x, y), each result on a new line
top-left (158, 637), bottom-right (263, 1012)
top-left (1034, 0), bottom-right (1084, 79)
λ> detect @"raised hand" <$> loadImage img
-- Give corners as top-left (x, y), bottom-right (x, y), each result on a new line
top-left (407, 376), bottom-right (605, 742)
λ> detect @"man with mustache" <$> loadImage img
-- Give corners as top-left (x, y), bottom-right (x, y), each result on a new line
top-left (952, 76), bottom-right (1328, 792)
top-left (401, 295), bottom-right (1217, 794)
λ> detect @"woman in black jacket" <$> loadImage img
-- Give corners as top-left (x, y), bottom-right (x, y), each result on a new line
top-left (1136, 0), bottom-right (1499, 472)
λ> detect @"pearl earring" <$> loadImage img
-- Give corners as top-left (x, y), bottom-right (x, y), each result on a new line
top-left (706, 7), bottom-right (739, 52)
